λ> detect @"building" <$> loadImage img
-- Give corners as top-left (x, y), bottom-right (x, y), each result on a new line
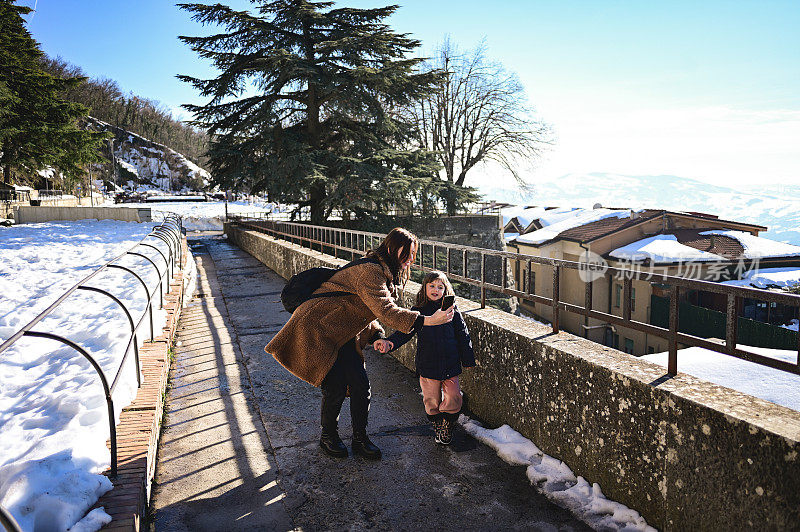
top-left (506, 206), bottom-right (800, 355)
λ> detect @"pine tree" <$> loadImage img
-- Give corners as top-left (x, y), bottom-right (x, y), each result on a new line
top-left (178, 0), bottom-right (443, 223)
top-left (0, 1), bottom-right (106, 185)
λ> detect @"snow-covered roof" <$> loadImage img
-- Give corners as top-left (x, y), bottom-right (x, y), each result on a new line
top-left (500, 206), bottom-right (549, 229)
top-left (609, 234), bottom-right (726, 263)
top-left (720, 267), bottom-right (800, 290)
top-left (535, 206), bottom-right (582, 227)
top-left (514, 208), bottom-right (633, 245)
top-left (699, 230), bottom-right (800, 259)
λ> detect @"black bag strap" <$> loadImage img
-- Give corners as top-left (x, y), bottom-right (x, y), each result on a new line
top-left (305, 257), bottom-right (381, 303)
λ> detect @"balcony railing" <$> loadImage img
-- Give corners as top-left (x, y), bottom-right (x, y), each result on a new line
top-left (230, 217), bottom-right (800, 377)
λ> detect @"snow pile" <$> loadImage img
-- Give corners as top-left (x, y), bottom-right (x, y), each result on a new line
top-left (782, 319), bottom-right (799, 332)
top-left (720, 267), bottom-right (800, 289)
top-left (67, 507), bottom-right (113, 532)
top-left (0, 219), bottom-right (195, 531)
top-left (642, 344), bottom-right (800, 411)
top-left (516, 208), bottom-right (635, 245)
top-left (698, 230), bottom-right (800, 258)
top-left (460, 419), bottom-right (656, 531)
top-left (609, 234), bottom-right (725, 263)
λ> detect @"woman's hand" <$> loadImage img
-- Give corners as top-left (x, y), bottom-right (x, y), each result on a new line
top-left (373, 339), bottom-right (394, 353)
top-left (424, 307), bottom-right (454, 326)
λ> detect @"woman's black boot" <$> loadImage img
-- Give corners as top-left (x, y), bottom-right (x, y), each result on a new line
top-left (352, 432), bottom-right (382, 459)
top-left (320, 430), bottom-right (348, 458)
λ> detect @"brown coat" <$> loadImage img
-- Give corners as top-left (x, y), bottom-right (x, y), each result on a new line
top-left (265, 258), bottom-right (420, 387)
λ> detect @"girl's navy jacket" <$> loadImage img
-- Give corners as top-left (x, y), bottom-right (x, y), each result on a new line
top-left (386, 300), bottom-right (475, 380)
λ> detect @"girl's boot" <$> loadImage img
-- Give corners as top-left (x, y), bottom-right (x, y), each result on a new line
top-left (440, 412), bottom-right (460, 445)
top-left (427, 413), bottom-right (444, 443)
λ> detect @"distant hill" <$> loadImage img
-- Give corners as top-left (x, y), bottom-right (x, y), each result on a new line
top-left (86, 117), bottom-right (210, 192)
top-left (479, 173), bottom-right (800, 245)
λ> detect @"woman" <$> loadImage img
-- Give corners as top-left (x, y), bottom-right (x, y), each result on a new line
top-left (265, 227), bottom-right (454, 459)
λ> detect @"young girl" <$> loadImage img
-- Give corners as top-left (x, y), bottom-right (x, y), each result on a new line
top-left (373, 270), bottom-right (475, 445)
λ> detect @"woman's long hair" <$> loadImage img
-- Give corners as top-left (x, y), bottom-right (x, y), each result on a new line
top-left (416, 270), bottom-right (455, 307)
top-left (366, 227), bottom-right (418, 287)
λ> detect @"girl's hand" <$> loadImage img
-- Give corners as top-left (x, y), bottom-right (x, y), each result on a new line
top-left (424, 307), bottom-right (454, 326)
top-left (373, 339), bottom-right (393, 353)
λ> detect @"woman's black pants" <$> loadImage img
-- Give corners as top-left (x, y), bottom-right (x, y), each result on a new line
top-left (320, 338), bottom-right (371, 435)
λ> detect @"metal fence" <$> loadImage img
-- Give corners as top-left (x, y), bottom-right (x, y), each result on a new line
top-left (231, 218), bottom-right (800, 377)
top-left (225, 200), bottom-right (507, 223)
top-left (0, 214), bottom-right (183, 477)
top-left (0, 505), bottom-right (21, 532)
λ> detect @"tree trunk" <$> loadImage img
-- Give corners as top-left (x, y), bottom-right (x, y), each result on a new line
top-left (310, 182), bottom-right (325, 224)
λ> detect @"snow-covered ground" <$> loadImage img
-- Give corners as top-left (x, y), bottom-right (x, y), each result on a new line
top-left (109, 200), bottom-right (288, 231)
top-left (0, 219), bottom-right (196, 531)
top-left (459, 417), bottom-right (656, 531)
top-left (721, 267), bottom-right (800, 290)
top-left (642, 344), bottom-right (800, 411)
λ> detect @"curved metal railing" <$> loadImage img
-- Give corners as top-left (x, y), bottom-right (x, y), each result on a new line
top-left (0, 504), bottom-right (21, 532)
top-left (0, 214), bottom-right (184, 477)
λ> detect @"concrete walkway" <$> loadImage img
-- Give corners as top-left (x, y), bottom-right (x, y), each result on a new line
top-left (151, 233), bottom-right (590, 531)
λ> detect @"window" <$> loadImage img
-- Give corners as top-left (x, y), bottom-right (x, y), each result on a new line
top-left (631, 287), bottom-right (636, 312)
top-left (612, 333), bottom-right (620, 349)
top-left (647, 346), bottom-right (655, 354)
top-left (614, 284), bottom-right (622, 308)
top-left (624, 337), bottom-right (635, 354)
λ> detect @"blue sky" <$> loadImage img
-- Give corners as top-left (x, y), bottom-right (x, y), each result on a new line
top-left (21, 0), bottom-right (800, 189)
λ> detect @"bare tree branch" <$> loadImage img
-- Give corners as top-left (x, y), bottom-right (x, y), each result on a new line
top-left (404, 37), bottom-right (553, 191)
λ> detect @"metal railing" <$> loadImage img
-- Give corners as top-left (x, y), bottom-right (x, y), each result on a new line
top-left (225, 201), bottom-right (504, 223)
top-left (232, 218), bottom-right (800, 377)
top-left (0, 214), bottom-right (183, 477)
top-left (0, 505), bottom-right (21, 532)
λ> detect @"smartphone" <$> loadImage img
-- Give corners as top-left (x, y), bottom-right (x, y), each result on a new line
top-left (441, 295), bottom-right (455, 310)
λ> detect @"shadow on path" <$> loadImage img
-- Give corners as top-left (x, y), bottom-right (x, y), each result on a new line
top-left (152, 232), bottom-right (591, 531)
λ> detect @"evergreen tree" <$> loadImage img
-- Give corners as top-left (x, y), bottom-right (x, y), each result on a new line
top-left (178, 0), bottom-right (443, 222)
top-left (0, 1), bottom-right (106, 185)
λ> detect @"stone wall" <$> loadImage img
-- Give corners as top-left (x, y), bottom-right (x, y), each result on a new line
top-left (2, 196), bottom-right (98, 219)
top-left (13, 205), bottom-right (151, 224)
top-left (225, 223), bottom-right (800, 531)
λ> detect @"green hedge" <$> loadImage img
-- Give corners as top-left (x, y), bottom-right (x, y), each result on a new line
top-left (650, 295), bottom-right (798, 350)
